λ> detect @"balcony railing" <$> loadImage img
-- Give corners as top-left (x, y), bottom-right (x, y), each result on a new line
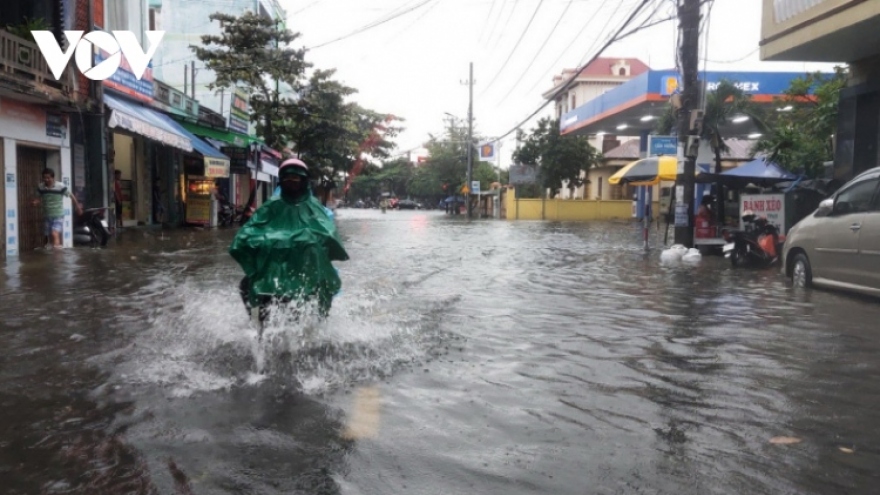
top-left (0, 28), bottom-right (72, 100)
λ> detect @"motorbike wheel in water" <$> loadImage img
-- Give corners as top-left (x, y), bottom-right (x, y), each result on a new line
top-left (791, 253), bottom-right (813, 288)
top-left (730, 245), bottom-right (747, 267)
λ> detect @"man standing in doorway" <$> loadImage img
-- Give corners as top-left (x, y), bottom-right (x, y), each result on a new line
top-left (32, 168), bottom-right (82, 249)
top-left (114, 170), bottom-right (124, 230)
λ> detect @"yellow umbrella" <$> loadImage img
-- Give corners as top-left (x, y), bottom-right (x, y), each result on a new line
top-left (608, 156), bottom-right (684, 186)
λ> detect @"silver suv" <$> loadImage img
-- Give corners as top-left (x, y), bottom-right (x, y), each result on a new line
top-left (783, 166), bottom-right (880, 297)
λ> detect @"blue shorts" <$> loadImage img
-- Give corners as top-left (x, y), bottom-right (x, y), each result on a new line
top-left (44, 216), bottom-right (63, 236)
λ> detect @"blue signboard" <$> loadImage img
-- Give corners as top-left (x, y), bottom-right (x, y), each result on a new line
top-left (648, 136), bottom-right (678, 156)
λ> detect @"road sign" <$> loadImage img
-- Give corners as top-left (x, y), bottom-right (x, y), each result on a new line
top-left (648, 135), bottom-right (678, 157)
top-left (471, 181), bottom-right (480, 194)
top-left (461, 185), bottom-right (469, 194)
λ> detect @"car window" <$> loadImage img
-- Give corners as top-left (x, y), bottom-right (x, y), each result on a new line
top-left (836, 178), bottom-right (880, 213)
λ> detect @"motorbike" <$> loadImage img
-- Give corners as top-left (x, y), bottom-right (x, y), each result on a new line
top-left (723, 213), bottom-right (786, 267)
top-left (73, 207), bottom-right (111, 248)
top-left (218, 201), bottom-right (244, 227)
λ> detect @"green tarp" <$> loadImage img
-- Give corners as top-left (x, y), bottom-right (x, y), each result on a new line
top-left (177, 121), bottom-right (255, 147)
top-left (229, 192), bottom-right (349, 313)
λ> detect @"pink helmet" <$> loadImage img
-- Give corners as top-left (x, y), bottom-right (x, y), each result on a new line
top-left (279, 158), bottom-right (309, 178)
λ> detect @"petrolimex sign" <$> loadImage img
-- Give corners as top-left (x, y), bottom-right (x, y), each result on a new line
top-left (32, 30), bottom-right (164, 81)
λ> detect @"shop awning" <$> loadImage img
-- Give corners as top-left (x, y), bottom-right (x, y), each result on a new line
top-left (105, 93), bottom-right (193, 152)
top-left (177, 121), bottom-right (255, 147)
top-left (163, 119), bottom-right (232, 178)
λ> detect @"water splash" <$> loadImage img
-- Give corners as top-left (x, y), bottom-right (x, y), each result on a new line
top-left (112, 271), bottom-right (455, 397)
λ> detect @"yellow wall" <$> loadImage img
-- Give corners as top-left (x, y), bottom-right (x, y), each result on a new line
top-left (504, 189), bottom-right (659, 221)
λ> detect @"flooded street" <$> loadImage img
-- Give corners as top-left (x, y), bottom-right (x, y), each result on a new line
top-left (2, 209), bottom-right (880, 494)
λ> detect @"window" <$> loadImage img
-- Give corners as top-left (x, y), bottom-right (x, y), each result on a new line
top-left (619, 68), bottom-right (626, 76)
top-left (185, 101), bottom-right (193, 113)
top-left (158, 87), bottom-right (169, 102)
top-left (172, 93), bottom-right (182, 106)
top-left (570, 95), bottom-right (576, 109)
top-left (836, 178), bottom-right (879, 213)
top-left (149, 9), bottom-right (157, 31)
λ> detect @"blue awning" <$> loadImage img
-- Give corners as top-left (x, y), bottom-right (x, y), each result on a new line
top-left (161, 118), bottom-right (232, 178)
top-left (105, 93), bottom-right (193, 152)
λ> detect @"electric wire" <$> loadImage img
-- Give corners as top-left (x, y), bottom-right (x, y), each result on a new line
top-left (494, 0), bottom-right (576, 103)
top-left (308, 0), bottom-right (435, 49)
top-left (479, 0), bottom-right (547, 97)
top-left (488, 0), bottom-right (520, 53)
top-left (521, 0), bottom-right (613, 95)
top-left (485, 0), bottom-right (655, 144)
top-left (478, 0), bottom-right (501, 44)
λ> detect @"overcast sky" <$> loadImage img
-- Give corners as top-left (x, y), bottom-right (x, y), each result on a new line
top-left (281, 0), bottom-right (837, 165)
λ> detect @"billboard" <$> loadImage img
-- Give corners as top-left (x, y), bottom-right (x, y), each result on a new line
top-left (509, 164), bottom-right (538, 185)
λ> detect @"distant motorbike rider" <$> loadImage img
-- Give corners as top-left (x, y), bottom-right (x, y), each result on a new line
top-left (230, 158), bottom-right (349, 321)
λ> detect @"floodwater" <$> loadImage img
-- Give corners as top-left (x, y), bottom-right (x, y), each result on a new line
top-left (2, 209), bottom-right (879, 494)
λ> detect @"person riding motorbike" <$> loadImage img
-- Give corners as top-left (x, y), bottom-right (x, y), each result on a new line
top-left (229, 158), bottom-right (349, 326)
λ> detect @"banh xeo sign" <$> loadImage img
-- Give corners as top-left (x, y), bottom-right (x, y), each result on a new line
top-left (204, 158), bottom-right (230, 178)
top-left (32, 30), bottom-right (164, 81)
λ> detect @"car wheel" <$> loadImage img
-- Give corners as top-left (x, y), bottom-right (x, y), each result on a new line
top-left (791, 253), bottom-right (813, 288)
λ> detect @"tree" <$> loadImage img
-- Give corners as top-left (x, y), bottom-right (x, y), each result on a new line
top-left (192, 12), bottom-right (309, 151)
top-left (193, 12), bottom-right (402, 186)
top-left (513, 117), bottom-right (600, 198)
top-left (753, 68), bottom-right (847, 178)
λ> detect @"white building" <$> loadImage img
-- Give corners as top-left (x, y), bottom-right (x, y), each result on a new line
top-left (541, 58), bottom-right (650, 199)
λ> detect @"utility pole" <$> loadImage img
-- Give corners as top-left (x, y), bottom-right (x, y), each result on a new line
top-left (674, 0), bottom-right (701, 248)
top-left (190, 61), bottom-right (197, 99)
top-left (463, 62), bottom-right (475, 219)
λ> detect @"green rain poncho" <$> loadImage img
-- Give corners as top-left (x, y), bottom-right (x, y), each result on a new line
top-left (229, 191), bottom-right (348, 313)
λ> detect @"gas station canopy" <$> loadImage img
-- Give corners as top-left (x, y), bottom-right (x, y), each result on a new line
top-left (559, 70), bottom-right (826, 139)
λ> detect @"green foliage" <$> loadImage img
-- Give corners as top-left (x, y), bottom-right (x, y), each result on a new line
top-left (753, 68), bottom-right (847, 178)
top-left (5, 17), bottom-right (50, 41)
top-left (192, 12), bottom-right (309, 151)
top-left (192, 13), bottom-right (402, 178)
top-left (512, 117), bottom-right (600, 198)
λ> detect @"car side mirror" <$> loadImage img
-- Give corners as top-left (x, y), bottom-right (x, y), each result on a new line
top-left (814, 198), bottom-right (833, 217)
top-left (833, 200), bottom-right (852, 215)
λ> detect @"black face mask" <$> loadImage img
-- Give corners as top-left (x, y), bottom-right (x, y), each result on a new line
top-left (280, 175), bottom-right (307, 198)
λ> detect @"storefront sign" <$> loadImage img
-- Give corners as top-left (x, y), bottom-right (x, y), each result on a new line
top-left (186, 196), bottom-right (212, 225)
top-left (740, 193), bottom-right (786, 232)
top-left (0, 98), bottom-right (44, 125)
top-left (221, 146), bottom-right (251, 174)
top-left (46, 112), bottom-right (65, 138)
top-left (98, 50), bottom-right (155, 103)
top-left (230, 89), bottom-right (249, 134)
top-left (204, 157), bottom-right (230, 178)
top-left (5, 173), bottom-right (14, 189)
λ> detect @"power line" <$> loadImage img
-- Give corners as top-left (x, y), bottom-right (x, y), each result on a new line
top-left (486, 0), bottom-right (656, 144)
top-left (479, 0), bottom-right (547, 97)
top-left (308, 0), bottom-right (435, 49)
top-left (521, 0), bottom-right (614, 96)
top-left (478, 0), bottom-right (501, 44)
top-left (487, 0), bottom-right (519, 53)
top-left (495, 0), bottom-right (576, 103)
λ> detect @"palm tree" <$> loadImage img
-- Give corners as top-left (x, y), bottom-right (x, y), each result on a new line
top-left (656, 80), bottom-right (761, 225)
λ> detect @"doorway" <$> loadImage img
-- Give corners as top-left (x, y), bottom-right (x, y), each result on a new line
top-left (16, 146), bottom-right (47, 252)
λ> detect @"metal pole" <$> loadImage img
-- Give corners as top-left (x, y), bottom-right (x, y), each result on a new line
top-left (674, 0), bottom-right (701, 248)
top-left (466, 62), bottom-right (474, 219)
top-left (190, 61), bottom-right (196, 99)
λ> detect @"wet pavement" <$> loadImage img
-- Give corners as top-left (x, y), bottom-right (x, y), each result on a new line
top-left (2, 209), bottom-right (880, 494)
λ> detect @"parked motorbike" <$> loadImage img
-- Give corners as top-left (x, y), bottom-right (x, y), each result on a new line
top-left (73, 207), bottom-right (111, 248)
top-left (723, 212), bottom-right (786, 267)
top-left (218, 201), bottom-right (244, 227)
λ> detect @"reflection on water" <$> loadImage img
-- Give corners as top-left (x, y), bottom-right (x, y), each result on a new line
top-left (2, 211), bottom-right (880, 494)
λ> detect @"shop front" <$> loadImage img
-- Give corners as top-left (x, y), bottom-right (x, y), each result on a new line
top-left (1, 97), bottom-right (72, 257)
top-left (167, 126), bottom-right (231, 227)
top-left (105, 92), bottom-right (193, 227)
